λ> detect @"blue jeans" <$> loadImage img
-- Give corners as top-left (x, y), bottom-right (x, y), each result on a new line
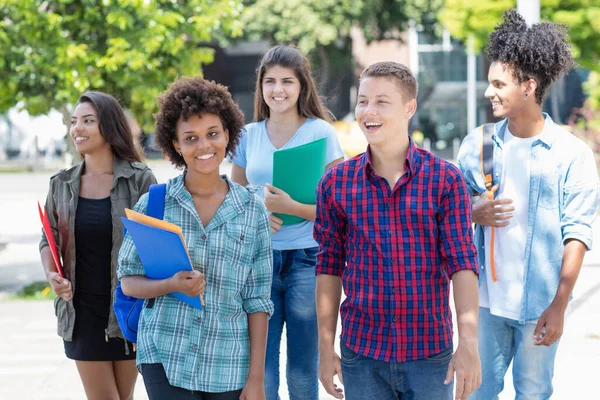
top-left (265, 247), bottom-right (319, 400)
top-left (470, 307), bottom-right (559, 400)
top-left (340, 341), bottom-right (453, 400)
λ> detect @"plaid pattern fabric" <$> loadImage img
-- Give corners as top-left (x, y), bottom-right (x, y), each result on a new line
top-left (314, 141), bottom-right (478, 362)
top-left (118, 174), bottom-right (273, 392)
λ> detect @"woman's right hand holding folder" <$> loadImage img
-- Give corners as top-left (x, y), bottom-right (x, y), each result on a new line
top-left (169, 270), bottom-right (206, 298)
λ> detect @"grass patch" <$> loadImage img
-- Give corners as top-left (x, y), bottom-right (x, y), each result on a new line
top-left (11, 281), bottom-right (56, 300)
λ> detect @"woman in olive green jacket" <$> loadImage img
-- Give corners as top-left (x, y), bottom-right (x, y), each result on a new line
top-left (40, 91), bottom-right (156, 399)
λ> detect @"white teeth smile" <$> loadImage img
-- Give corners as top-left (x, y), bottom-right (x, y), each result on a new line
top-left (365, 122), bottom-right (382, 128)
top-left (273, 97), bottom-right (286, 101)
top-left (75, 137), bottom-right (88, 142)
top-left (196, 154), bottom-right (215, 160)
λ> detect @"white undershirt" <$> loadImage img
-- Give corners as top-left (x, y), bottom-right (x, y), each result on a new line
top-left (480, 129), bottom-right (539, 320)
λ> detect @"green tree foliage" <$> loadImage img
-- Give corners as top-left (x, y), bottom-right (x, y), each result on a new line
top-left (0, 0), bottom-right (244, 130)
top-left (241, 0), bottom-right (442, 91)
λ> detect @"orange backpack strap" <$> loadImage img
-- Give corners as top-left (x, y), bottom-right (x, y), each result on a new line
top-left (479, 123), bottom-right (497, 282)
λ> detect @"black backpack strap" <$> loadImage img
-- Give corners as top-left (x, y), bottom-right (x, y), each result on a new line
top-left (480, 123), bottom-right (495, 190)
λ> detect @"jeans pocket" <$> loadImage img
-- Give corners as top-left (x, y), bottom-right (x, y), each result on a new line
top-left (422, 347), bottom-right (453, 363)
top-left (340, 342), bottom-right (363, 363)
top-left (140, 363), bottom-right (169, 385)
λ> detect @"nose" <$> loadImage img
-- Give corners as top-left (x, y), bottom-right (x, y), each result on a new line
top-left (484, 84), bottom-right (495, 99)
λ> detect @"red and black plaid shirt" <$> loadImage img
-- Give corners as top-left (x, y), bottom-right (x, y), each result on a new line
top-left (314, 141), bottom-right (478, 362)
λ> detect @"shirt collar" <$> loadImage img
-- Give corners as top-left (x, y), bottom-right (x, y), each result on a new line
top-left (363, 137), bottom-right (418, 177)
top-left (495, 113), bottom-right (556, 149)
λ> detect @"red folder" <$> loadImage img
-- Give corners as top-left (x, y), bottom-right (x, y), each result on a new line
top-left (38, 201), bottom-right (64, 278)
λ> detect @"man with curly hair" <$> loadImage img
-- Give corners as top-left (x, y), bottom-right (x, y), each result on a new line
top-left (458, 9), bottom-right (600, 399)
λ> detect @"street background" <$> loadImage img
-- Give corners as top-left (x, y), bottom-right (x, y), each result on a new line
top-left (1, 159), bottom-right (599, 399)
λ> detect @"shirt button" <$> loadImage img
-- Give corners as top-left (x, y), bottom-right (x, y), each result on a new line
top-left (201, 234), bottom-right (207, 240)
top-left (389, 230), bottom-right (394, 235)
top-left (195, 316), bottom-right (202, 323)
top-left (392, 317), bottom-right (398, 322)
top-left (191, 344), bottom-right (198, 351)
top-left (392, 288), bottom-right (397, 293)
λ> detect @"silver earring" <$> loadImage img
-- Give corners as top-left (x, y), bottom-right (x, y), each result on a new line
top-left (524, 93), bottom-right (528, 99)
top-left (179, 152), bottom-right (182, 156)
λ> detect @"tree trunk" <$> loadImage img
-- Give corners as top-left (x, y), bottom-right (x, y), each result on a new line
top-left (59, 104), bottom-right (78, 168)
top-left (318, 46), bottom-right (331, 94)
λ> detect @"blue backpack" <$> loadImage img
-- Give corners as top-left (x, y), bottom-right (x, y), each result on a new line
top-left (114, 183), bottom-right (166, 344)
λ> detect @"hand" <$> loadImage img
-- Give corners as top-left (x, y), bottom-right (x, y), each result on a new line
top-left (472, 185), bottom-right (514, 227)
top-left (445, 340), bottom-right (481, 400)
top-left (47, 272), bottom-right (72, 301)
top-left (263, 184), bottom-right (295, 214)
top-left (169, 270), bottom-right (206, 297)
top-left (533, 301), bottom-right (566, 346)
top-left (239, 375), bottom-right (265, 400)
top-left (269, 214), bottom-right (283, 233)
top-left (319, 348), bottom-right (344, 399)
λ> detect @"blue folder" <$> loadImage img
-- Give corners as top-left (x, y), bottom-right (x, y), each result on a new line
top-left (121, 217), bottom-right (203, 310)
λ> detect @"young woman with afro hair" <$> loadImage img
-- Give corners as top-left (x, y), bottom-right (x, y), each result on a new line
top-left (118, 76), bottom-right (274, 400)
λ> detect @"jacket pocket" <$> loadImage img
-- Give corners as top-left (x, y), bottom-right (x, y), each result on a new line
top-left (53, 296), bottom-right (69, 336)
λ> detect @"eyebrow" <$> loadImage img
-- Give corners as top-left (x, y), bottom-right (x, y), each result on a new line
top-left (264, 76), bottom-right (295, 80)
top-left (183, 125), bottom-right (220, 134)
top-left (357, 94), bottom-right (391, 98)
top-left (71, 113), bottom-right (96, 119)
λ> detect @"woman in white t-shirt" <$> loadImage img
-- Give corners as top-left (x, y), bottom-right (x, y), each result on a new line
top-left (231, 45), bottom-right (344, 400)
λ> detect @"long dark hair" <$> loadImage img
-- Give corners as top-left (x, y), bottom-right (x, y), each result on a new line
top-left (76, 91), bottom-right (142, 162)
top-left (253, 45), bottom-right (334, 123)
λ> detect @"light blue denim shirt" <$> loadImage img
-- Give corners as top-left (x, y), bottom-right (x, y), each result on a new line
top-left (457, 114), bottom-right (599, 323)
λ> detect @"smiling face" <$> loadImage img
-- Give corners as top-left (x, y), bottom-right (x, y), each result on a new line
top-left (485, 61), bottom-right (536, 119)
top-left (354, 76), bottom-right (417, 147)
top-left (70, 102), bottom-right (110, 155)
top-left (172, 113), bottom-right (229, 176)
top-left (261, 65), bottom-right (301, 117)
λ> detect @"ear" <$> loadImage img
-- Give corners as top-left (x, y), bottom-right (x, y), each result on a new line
top-left (405, 99), bottom-right (418, 119)
top-left (525, 78), bottom-right (537, 98)
top-left (224, 129), bottom-right (229, 144)
top-left (172, 139), bottom-right (180, 154)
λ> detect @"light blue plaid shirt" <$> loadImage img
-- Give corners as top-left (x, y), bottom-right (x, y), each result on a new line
top-left (118, 174), bottom-right (274, 392)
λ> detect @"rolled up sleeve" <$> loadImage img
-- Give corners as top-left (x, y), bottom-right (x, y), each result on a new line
top-left (241, 202), bottom-right (274, 316)
top-left (39, 179), bottom-right (59, 252)
top-left (561, 147), bottom-right (600, 250)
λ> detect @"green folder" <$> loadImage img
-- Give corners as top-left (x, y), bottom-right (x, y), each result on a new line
top-left (272, 138), bottom-right (327, 225)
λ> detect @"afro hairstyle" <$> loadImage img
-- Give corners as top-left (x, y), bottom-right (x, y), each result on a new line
top-left (154, 76), bottom-right (245, 168)
top-left (486, 8), bottom-right (575, 104)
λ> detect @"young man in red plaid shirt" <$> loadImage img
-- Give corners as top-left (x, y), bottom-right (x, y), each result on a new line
top-left (314, 62), bottom-right (481, 400)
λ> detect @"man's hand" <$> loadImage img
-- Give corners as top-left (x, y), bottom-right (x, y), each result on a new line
top-left (472, 185), bottom-right (514, 227)
top-left (47, 272), bottom-right (72, 301)
top-left (319, 348), bottom-right (344, 399)
top-left (268, 214), bottom-right (283, 233)
top-left (169, 270), bottom-right (205, 297)
top-left (445, 340), bottom-right (481, 400)
top-left (533, 301), bottom-right (566, 346)
top-left (239, 375), bottom-right (265, 400)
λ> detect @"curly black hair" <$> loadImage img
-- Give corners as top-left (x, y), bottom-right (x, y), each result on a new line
top-left (486, 9), bottom-right (575, 105)
top-left (154, 76), bottom-right (245, 168)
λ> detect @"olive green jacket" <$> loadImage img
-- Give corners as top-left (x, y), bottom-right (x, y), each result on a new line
top-left (39, 157), bottom-right (156, 341)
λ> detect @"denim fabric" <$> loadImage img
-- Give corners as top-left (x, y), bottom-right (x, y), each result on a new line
top-left (470, 307), bottom-right (559, 400)
top-left (339, 341), bottom-right (453, 400)
top-left (265, 247), bottom-right (319, 400)
top-left (457, 114), bottom-right (600, 322)
top-left (141, 363), bottom-right (243, 400)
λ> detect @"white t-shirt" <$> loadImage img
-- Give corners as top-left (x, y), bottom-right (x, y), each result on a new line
top-left (231, 118), bottom-right (344, 250)
top-left (480, 129), bottom-right (539, 320)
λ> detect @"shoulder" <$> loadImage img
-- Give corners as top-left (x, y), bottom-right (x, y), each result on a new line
top-left (50, 161), bottom-right (81, 182)
top-left (551, 124), bottom-right (594, 159)
top-left (307, 118), bottom-right (336, 135)
top-left (243, 121), bottom-right (264, 135)
top-left (322, 155), bottom-right (362, 183)
top-left (418, 148), bottom-right (464, 184)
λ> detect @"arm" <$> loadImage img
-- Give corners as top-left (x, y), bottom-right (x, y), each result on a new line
top-left (534, 147), bottom-right (600, 346)
top-left (232, 163), bottom-right (249, 187)
top-left (263, 158), bottom-right (344, 221)
top-left (139, 168), bottom-right (158, 194)
top-left (120, 272), bottom-right (205, 299)
top-left (314, 170), bottom-right (346, 399)
top-left (533, 239), bottom-right (586, 346)
top-left (240, 312), bottom-right (269, 400)
top-left (438, 167), bottom-right (481, 400)
top-left (39, 178), bottom-right (72, 301)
